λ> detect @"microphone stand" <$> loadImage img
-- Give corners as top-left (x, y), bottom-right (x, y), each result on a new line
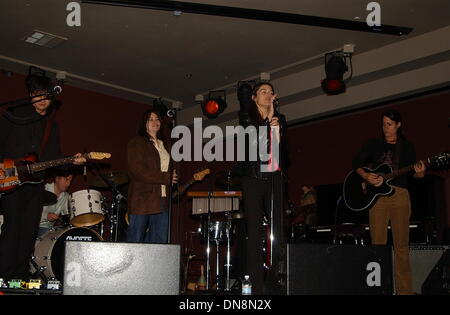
top-left (0, 92), bottom-right (59, 124)
top-left (0, 92), bottom-right (48, 107)
top-left (333, 196), bottom-right (343, 244)
top-left (205, 171), bottom-right (216, 291)
top-left (166, 108), bottom-right (179, 244)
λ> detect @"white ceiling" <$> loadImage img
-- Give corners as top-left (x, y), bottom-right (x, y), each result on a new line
top-left (1, 0), bottom-right (449, 123)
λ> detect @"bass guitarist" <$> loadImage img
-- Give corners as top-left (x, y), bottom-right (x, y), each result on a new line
top-left (352, 109), bottom-right (425, 295)
top-left (0, 72), bottom-right (85, 281)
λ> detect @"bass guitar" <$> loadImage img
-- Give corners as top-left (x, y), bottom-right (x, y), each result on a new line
top-left (0, 152), bottom-right (111, 194)
top-left (343, 152), bottom-right (449, 211)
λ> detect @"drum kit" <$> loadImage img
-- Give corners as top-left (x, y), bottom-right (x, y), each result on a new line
top-left (31, 171), bottom-right (129, 282)
top-left (190, 170), bottom-right (244, 292)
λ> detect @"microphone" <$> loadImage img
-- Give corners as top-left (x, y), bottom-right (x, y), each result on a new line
top-left (52, 85), bottom-right (63, 95)
top-left (273, 97), bottom-right (279, 107)
top-left (167, 109), bottom-right (177, 118)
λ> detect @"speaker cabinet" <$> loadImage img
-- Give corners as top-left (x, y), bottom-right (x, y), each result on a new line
top-left (287, 244), bottom-right (393, 295)
top-left (63, 242), bottom-right (180, 295)
top-left (410, 245), bottom-right (449, 294)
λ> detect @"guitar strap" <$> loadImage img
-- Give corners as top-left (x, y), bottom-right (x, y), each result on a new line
top-left (39, 108), bottom-right (57, 158)
top-left (392, 137), bottom-right (402, 171)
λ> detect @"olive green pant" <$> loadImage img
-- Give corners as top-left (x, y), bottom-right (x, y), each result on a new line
top-left (369, 186), bottom-right (413, 295)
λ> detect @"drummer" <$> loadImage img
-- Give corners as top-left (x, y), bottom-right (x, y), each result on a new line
top-left (38, 168), bottom-right (73, 237)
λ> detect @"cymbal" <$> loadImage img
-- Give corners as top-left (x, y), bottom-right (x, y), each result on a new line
top-left (89, 171), bottom-right (129, 188)
top-left (215, 170), bottom-right (241, 188)
top-left (43, 191), bottom-right (57, 206)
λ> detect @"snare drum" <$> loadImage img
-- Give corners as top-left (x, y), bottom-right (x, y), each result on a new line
top-left (70, 189), bottom-right (104, 227)
top-left (33, 227), bottom-right (103, 281)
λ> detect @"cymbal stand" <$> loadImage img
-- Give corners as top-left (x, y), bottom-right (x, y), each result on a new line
top-left (87, 162), bottom-right (126, 242)
top-left (215, 236), bottom-right (221, 291)
top-left (224, 213), bottom-right (232, 291)
top-left (224, 198), bottom-right (236, 292)
top-left (111, 187), bottom-right (126, 242)
top-left (205, 191), bottom-right (212, 290)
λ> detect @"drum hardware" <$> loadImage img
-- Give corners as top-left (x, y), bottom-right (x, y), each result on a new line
top-left (30, 258), bottom-right (49, 284)
top-left (199, 213), bottom-right (236, 292)
top-left (224, 214), bottom-right (233, 292)
top-left (215, 170), bottom-right (242, 190)
top-left (32, 227), bottom-right (103, 281)
top-left (188, 185), bottom-right (242, 292)
top-left (88, 171), bottom-right (129, 188)
top-left (87, 169), bottom-right (128, 242)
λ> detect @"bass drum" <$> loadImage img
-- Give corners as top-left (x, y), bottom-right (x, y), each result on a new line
top-left (33, 227), bottom-right (103, 281)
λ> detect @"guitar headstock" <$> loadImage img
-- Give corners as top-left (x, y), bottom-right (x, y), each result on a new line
top-left (87, 152), bottom-right (112, 160)
top-left (428, 152), bottom-right (450, 170)
top-left (193, 168), bottom-right (210, 181)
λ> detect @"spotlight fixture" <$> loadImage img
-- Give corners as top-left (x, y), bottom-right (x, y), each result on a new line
top-left (153, 97), bottom-right (168, 117)
top-left (201, 90), bottom-right (227, 119)
top-left (321, 51), bottom-right (353, 96)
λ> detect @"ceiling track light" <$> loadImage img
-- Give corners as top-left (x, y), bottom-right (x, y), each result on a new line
top-left (201, 90), bottom-right (227, 119)
top-left (321, 51), bottom-right (353, 96)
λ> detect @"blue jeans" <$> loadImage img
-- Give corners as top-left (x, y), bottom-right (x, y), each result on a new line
top-left (127, 199), bottom-right (169, 243)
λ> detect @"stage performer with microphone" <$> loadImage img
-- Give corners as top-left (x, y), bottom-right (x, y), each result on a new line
top-left (236, 81), bottom-right (290, 294)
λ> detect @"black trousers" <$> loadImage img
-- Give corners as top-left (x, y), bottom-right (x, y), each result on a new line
top-left (0, 184), bottom-right (44, 279)
top-left (242, 172), bottom-right (287, 294)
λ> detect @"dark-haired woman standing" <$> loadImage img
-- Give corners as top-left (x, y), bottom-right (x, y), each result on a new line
top-left (127, 110), bottom-right (177, 243)
top-left (237, 82), bottom-right (289, 294)
top-left (352, 109), bottom-right (426, 295)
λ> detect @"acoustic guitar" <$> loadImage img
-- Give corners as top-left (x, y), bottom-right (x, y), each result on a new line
top-left (343, 152), bottom-right (449, 211)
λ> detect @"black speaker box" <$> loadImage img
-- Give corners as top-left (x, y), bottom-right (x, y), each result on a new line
top-left (410, 245), bottom-right (449, 295)
top-left (287, 244), bottom-right (393, 295)
top-left (63, 242), bottom-right (180, 295)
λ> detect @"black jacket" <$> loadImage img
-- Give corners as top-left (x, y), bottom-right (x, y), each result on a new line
top-left (0, 105), bottom-right (62, 163)
top-left (235, 108), bottom-right (289, 180)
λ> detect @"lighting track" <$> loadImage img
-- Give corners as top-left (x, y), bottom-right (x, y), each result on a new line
top-left (81, 0), bottom-right (413, 36)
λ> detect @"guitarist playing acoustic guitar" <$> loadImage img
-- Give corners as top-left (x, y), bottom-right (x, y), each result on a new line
top-left (350, 110), bottom-right (425, 295)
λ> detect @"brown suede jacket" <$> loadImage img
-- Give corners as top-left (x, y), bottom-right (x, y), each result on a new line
top-left (127, 136), bottom-right (171, 215)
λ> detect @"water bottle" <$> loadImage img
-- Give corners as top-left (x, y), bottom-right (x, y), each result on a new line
top-left (241, 275), bottom-right (252, 295)
top-left (197, 265), bottom-right (206, 291)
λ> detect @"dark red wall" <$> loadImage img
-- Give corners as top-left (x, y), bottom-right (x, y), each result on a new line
top-left (2, 72), bottom-right (449, 286)
top-left (1, 72), bottom-right (449, 242)
top-left (0, 72), bottom-right (150, 191)
top-left (285, 91), bottom-right (450, 227)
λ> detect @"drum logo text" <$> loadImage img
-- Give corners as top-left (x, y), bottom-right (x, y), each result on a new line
top-left (66, 236), bottom-right (93, 241)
